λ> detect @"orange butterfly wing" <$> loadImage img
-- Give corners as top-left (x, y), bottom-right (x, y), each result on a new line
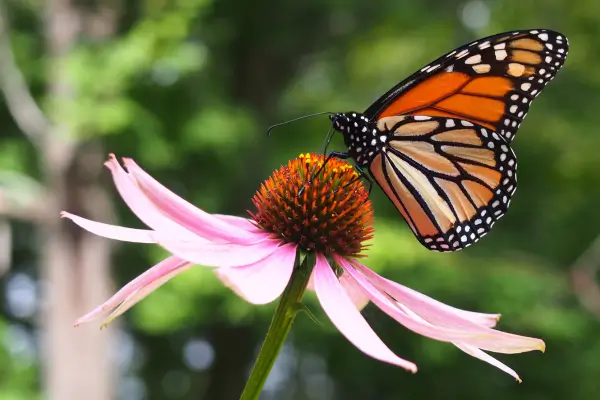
top-left (370, 115), bottom-right (516, 251)
top-left (365, 29), bottom-right (569, 142)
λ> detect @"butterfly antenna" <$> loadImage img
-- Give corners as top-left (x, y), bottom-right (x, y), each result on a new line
top-left (266, 111), bottom-right (335, 137)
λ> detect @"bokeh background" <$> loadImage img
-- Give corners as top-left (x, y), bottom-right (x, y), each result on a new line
top-left (0, 0), bottom-right (598, 399)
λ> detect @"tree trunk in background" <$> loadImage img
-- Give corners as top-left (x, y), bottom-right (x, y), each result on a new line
top-left (40, 146), bottom-right (115, 400)
top-left (39, 1), bottom-right (117, 399)
top-left (205, 324), bottom-right (258, 400)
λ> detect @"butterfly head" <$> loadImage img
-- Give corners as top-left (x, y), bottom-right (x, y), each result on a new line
top-left (330, 112), bottom-right (372, 135)
top-left (329, 112), bottom-right (379, 166)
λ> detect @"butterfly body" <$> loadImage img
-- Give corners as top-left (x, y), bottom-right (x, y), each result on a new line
top-left (327, 29), bottom-right (569, 252)
top-left (331, 112), bottom-right (383, 166)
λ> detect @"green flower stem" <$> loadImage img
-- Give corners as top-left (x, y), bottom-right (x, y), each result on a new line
top-left (240, 251), bottom-right (316, 400)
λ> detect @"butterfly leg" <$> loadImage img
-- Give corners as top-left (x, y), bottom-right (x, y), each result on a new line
top-left (355, 165), bottom-right (373, 197)
top-left (320, 126), bottom-right (336, 156)
top-left (326, 150), bottom-right (351, 160)
top-left (340, 164), bottom-right (373, 197)
top-left (314, 151), bottom-right (373, 199)
top-left (312, 150), bottom-right (350, 179)
top-left (299, 151), bottom-right (351, 196)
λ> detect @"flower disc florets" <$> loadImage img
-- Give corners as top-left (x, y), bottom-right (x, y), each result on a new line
top-left (249, 153), bottom-right (374, 257)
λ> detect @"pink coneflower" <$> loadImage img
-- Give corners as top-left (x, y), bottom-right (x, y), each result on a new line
top-left (62, 153), bottom-right (544, 384)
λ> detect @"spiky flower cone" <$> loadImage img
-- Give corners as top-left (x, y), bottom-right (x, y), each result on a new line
top-left (250, 153), bottom-right (374, 257)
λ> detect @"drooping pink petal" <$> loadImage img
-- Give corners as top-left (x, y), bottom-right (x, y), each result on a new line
top-left (104, 155), bottom-right (198, 240)
top-left (447, 309), bottom-right (500, 329)
top-left (339, 271), bottom-right (370, 311)
top-left (101, 263), bottom-right (194, 328)
top-left (454, 343), bottom-right (522, 382)
top-left (60, 212), bottom-right (157, 243)
top-left (312, 254), bottom-right (417, 372)
top-left (123, 158), bottom-right (261, 244)
top-left (382, 275), bottom-right (500, 328)
top-left (75, 256), bottom-right (189, 326)
top-left (338, 258), bottom-right (545, 354)
top-left (391, 291), bottom-right (525, 381)
top-left (213, 214), bottom-right (264, 234)
top-left (395, 299), bottom-right (523, 380)
top-left (214, 243), bottom-right (297, 304)
top-left (156, 235), bottom-right (282, 268)
top-left (346, 258), bottom-right (502, 330)
top-left (306, 271), bottom-right (369, 310)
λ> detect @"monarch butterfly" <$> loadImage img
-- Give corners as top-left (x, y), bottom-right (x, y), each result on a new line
top-left (327, 29), bottom-right (569, 252)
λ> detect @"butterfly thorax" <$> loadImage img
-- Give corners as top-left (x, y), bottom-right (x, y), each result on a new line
top-left (330, 112), bottom-right (384, 166)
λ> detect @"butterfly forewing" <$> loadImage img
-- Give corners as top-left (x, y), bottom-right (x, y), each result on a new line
top-left (370, 116), bottom-right (517, 251)
top-left (364, 29), bottom-right (569, 143)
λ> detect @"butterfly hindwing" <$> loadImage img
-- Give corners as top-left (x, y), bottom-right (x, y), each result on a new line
top-left (364, 29), bottom-right (569, 143)
top-left (369, 115), bottom-right (517, 251)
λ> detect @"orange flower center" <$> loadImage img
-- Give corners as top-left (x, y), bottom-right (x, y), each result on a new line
top-left (249, 153), bottom-right (374, 257)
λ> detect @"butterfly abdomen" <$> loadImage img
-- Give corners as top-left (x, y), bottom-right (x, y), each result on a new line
top-left (332, 112), bottom-right (385, 166)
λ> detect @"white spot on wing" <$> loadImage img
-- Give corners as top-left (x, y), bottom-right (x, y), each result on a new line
top-left (456, 49), bottom-right (470, 59)
top-left (426, 64), bottom-right (441, 73)
top-left (495, 50), bottom-right (508, 61)
top-left (465, 54), bottom-right (482, 64)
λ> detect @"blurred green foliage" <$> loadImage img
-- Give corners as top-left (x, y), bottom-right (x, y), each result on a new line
top-left (1, 0), bottom-right (600, 399)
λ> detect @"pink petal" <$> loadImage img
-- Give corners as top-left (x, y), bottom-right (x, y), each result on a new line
top-left (60, 212), bottom-right (156, 243)
top-left (101, 263), bottom-right (193, 327)
top-left (213, 214), bottom-right (264, 233)
top-left (390, 294), bottom-right (524, 381)
top-left (307, 274), bottom-right (315, 291)
top-left (339, 271), bottom-right (370, 310)
top-left (454, 343), bottom-right (522, 382)
top-left (448, 310), bottom-right (500, 329)
top-left (214, 243), bottom-right (297, 304)
top-left (347, 258), bottom-right (501, 330)
top-left (123, 158), bottom-right (261, 244)
top-left (75, 256), bottom-right (189, 326)
top-left (382, 275), bottom-right (500, 328)
top-left (104, 155), bottom-right (198, 240)
top-left (313, 254), bottom-right (417, 372)
top-left (306, 272), bottom-right (369, 310)
top-left (338, 258), bottom-right (544, 354)
top-left (156, 235), bottom-right (283, 268)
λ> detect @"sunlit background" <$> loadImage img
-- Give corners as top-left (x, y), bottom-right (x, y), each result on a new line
top-left (0, 0), bottom-right (598, 399)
